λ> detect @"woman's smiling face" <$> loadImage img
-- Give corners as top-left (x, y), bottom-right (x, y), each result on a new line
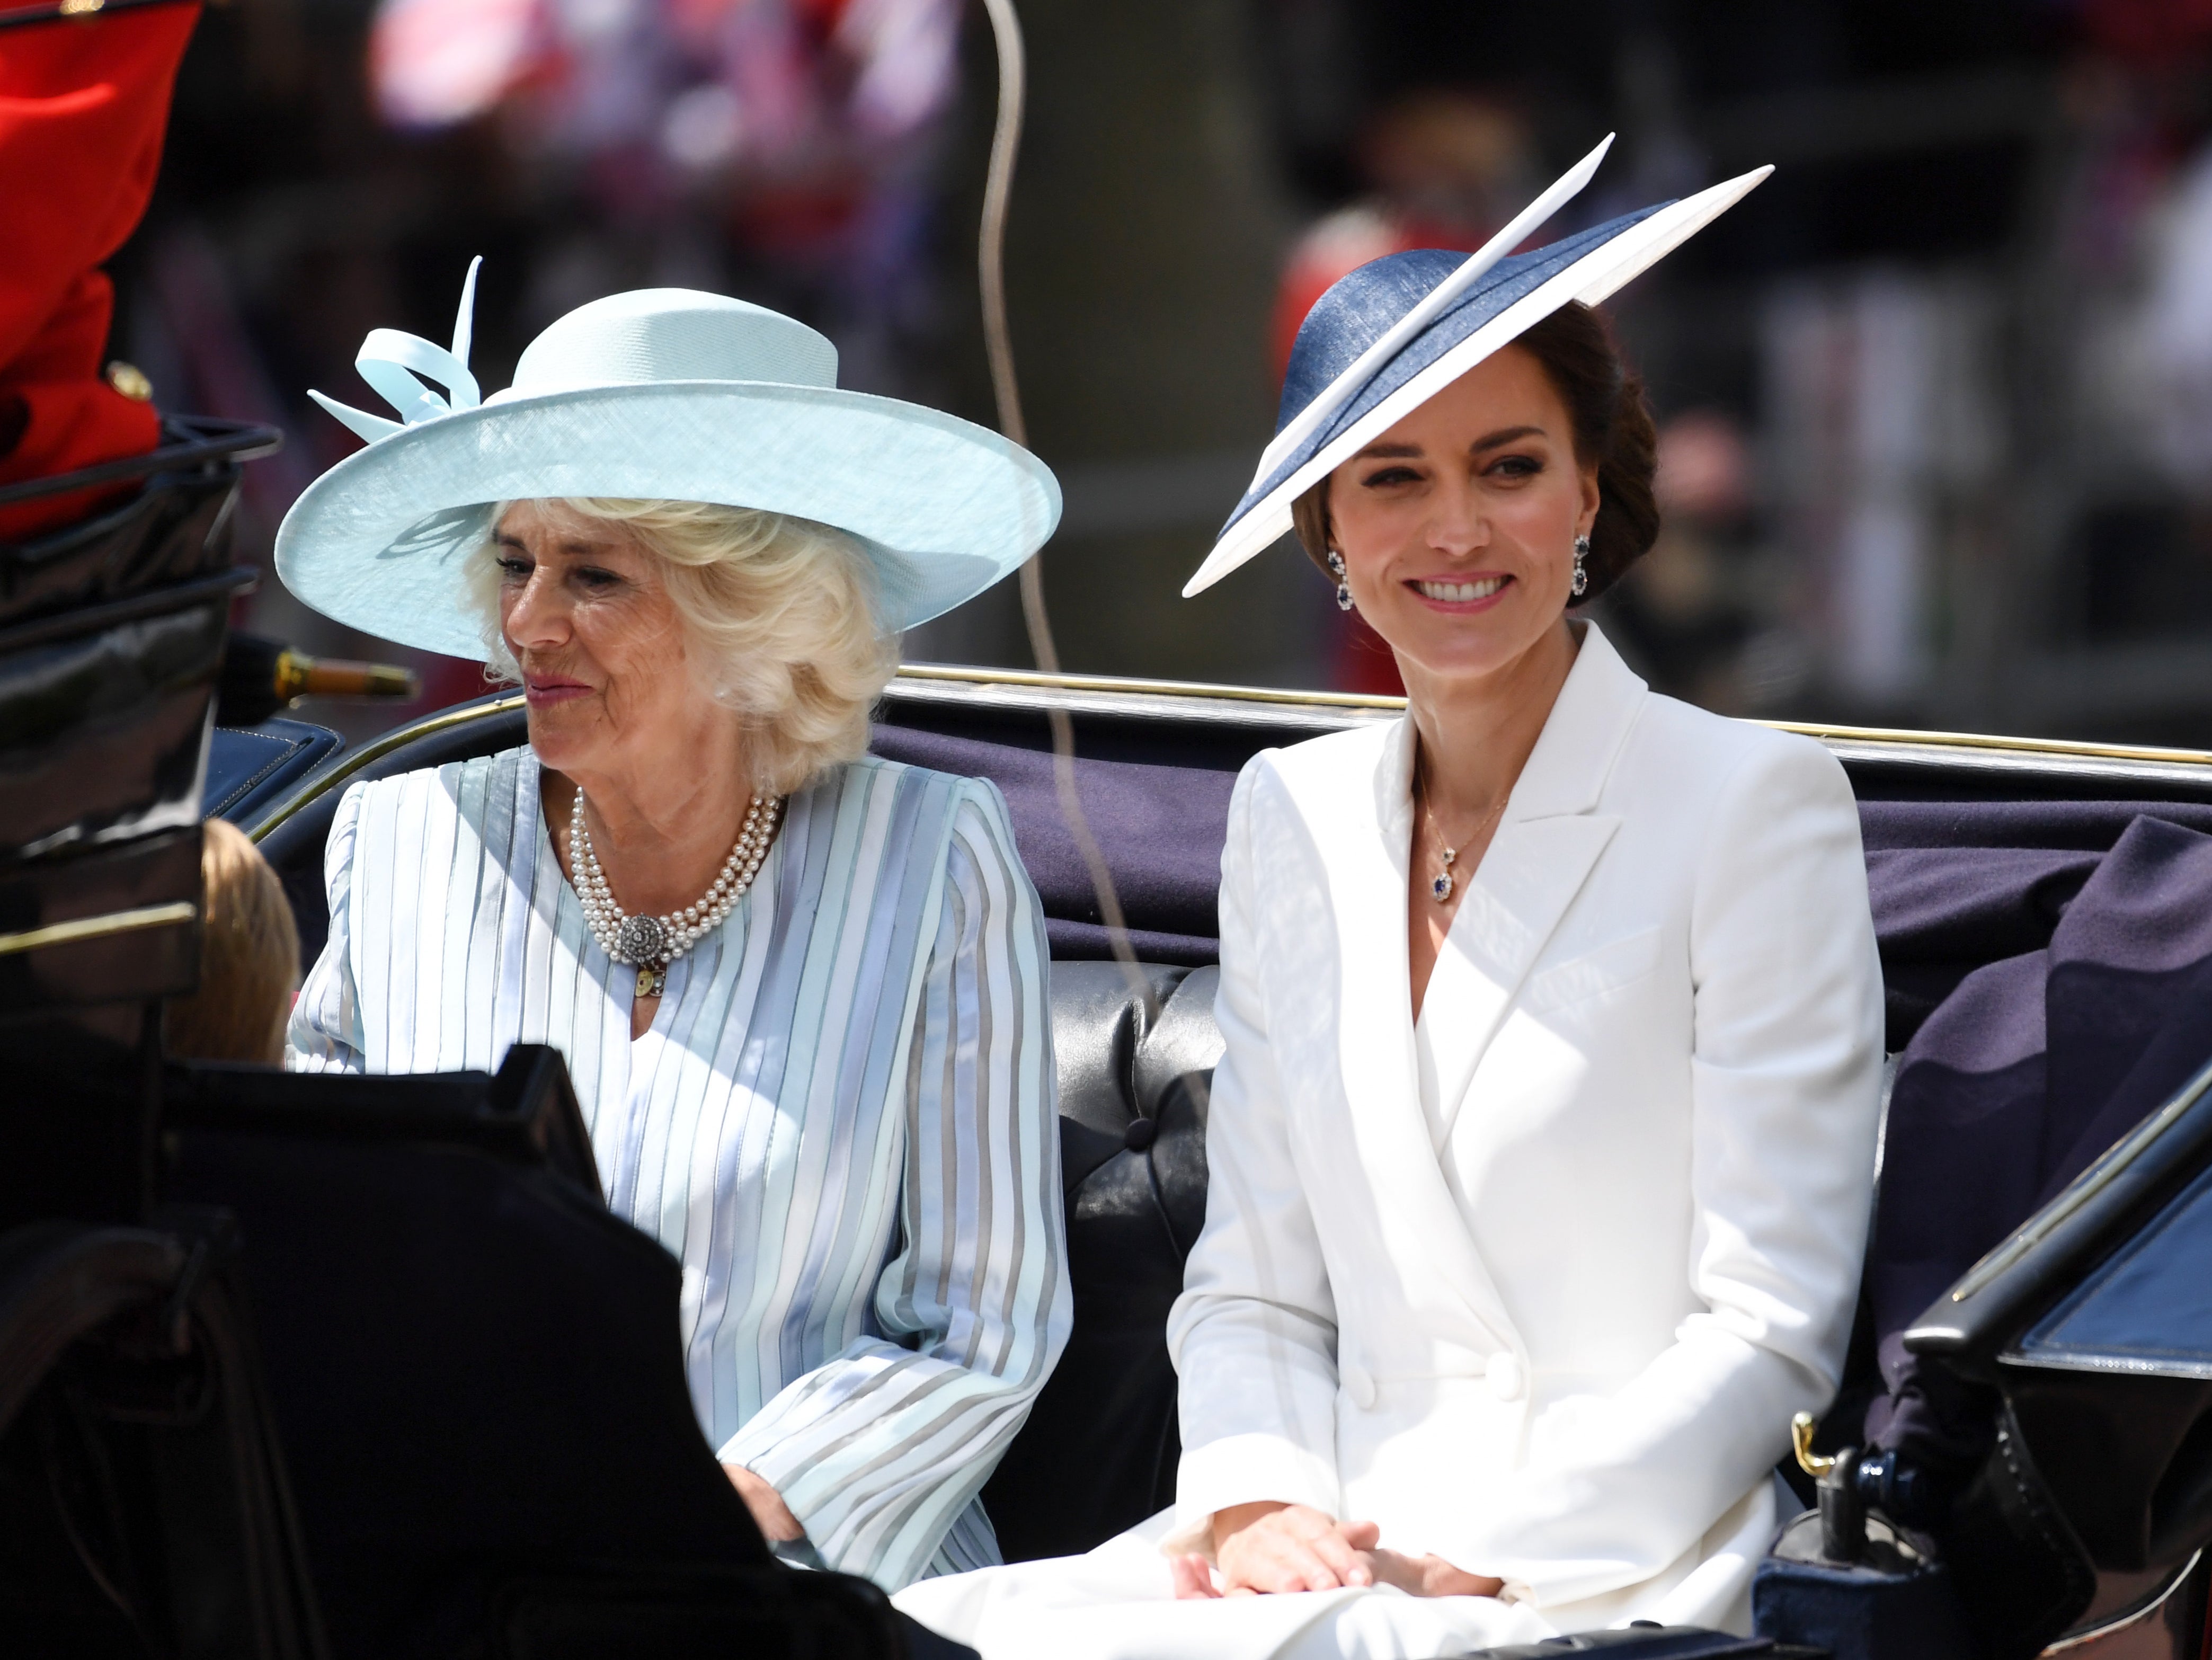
top-left (1325, 344), bottom-right (1600, 682)
top-left (493, 500), bottom-right (702, 778)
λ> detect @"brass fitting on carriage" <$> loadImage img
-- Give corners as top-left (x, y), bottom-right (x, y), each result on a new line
top-left (217, 632), bottom-right (419, 726)
top-left (1792, 1410), bottom-right (1945, 1565)
top-left (1793, 1411), bottom-right (1865, 1562)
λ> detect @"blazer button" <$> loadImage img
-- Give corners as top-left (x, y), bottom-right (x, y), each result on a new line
top-left (1486, 1354), bottom-right (1526, 1402)
top-left (1342, 1363), bottom-right (1377, 1409)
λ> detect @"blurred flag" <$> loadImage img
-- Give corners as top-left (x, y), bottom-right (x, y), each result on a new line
top-left (372, 0), bottom-right (547, 129)
top-left (369, 0), bottom-right (958, 165)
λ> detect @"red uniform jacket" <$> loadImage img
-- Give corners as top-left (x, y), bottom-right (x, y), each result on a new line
top-left (0, 4), bottom-right (199, 539)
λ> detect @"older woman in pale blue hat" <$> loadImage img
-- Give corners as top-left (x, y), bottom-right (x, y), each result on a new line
top-left (899, 143), bottom-right (1885, 1660)
top-left (278, 274), bottom-right (1070, 1592)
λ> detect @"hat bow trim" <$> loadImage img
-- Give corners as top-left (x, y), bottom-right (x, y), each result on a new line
top-left (307, 255), bottom-right (484, 446)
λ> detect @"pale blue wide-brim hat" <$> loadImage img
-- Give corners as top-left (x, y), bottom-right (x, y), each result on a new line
top-left (276, 268), bottom-right (1061, 658)
top-left (1184, 137), bottom-right (1770, 597)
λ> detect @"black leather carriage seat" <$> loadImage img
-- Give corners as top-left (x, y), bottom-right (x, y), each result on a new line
top-left (980, 962), bottom-right (1221, 1563)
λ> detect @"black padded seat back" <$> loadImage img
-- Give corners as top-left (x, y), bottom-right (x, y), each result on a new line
top-left (981, 963), bottom-right (1222, 1562)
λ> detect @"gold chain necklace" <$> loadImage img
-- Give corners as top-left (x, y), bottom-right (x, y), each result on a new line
top-left (1416, 765), bottom-right (1509, 905)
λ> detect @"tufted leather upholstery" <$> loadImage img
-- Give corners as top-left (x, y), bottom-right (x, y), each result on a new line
top-left (980, 962), bottom-right (1222, 1563)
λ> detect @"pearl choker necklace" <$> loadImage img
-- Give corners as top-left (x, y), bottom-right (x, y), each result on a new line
top-left (570, 786), bottom-right (783, 1000)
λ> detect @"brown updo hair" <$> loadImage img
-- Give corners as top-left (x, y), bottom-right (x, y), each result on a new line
top-left (1290, 300), bottom-right (1659, 605)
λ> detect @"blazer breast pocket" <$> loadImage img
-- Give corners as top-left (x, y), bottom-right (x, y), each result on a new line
top-left (1522, 926), bottom-right (1663, 1016)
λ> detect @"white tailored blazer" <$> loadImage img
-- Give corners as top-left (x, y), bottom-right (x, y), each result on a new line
top-left (1163, 625), bottom-right (1885, 1625)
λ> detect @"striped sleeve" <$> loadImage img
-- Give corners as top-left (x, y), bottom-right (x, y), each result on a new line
top-left (716, 780), bottom-right (1071, 1591)
top-left (286, 782), bottom-right (369, 1073)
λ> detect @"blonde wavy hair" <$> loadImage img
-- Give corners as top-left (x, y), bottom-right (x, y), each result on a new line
top-left (167, 819), bottom-right (299, 1066)
top-left (467, 497), bottom-right (901, 795)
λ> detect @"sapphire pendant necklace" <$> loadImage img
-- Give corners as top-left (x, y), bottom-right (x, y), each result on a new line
top-left (1418, 764), bottom-right (1507, 907)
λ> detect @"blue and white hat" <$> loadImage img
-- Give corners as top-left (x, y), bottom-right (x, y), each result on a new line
top-left (276, 269), bottom-right (1061, 658)
top-left (1184, 137), bottom-right (1771, 597)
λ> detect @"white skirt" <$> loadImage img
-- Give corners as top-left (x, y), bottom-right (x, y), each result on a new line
top-left (894, 1481), bottom-right (1783, 1660)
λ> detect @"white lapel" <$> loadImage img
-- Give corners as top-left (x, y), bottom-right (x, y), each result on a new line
top-left (1245, 627), bottom-right (1650, 1360)
top-left (1426, 625), bottom-right (1645, 1144)
top-left (1293, 716), bottom-right (1523, 1355)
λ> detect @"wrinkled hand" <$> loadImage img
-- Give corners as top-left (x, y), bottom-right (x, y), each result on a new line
top-left (723, 1463), bottom-right (804, 1543)
top-left (1178, 1502), bottom-right (1381, 1597)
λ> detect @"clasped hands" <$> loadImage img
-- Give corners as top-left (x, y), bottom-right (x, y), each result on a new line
top-left (724, 1468), bottom-right (1503, 1601)
top-left (1171, 1501), bottom-right (1505, 1600)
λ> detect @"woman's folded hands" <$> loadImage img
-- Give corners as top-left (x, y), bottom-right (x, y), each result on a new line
top-left (1171, 1502), bottom-right (1505, 1600)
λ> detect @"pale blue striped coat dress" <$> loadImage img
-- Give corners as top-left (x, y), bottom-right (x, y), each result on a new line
top-left (287, 743), bottom-right (1071, 1590)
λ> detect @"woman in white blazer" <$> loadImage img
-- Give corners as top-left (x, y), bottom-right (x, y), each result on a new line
top-left (898, 148), bottom-right (1883, 1658)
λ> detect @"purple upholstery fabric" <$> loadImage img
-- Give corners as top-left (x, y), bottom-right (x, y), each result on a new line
top-left (872, 727), bottom-right (2212, 1007)
top-left (1861, 798), bottom-right (2212, 851)
top-left (1865, 848), bottom-right (2097, 1051)
top-left (1867, 816), bottom-right (2212, 1471)
top-left (1861, 800), bottom-right (2212, 1049)
top-left (870, 725), bottom-right (1237, 966)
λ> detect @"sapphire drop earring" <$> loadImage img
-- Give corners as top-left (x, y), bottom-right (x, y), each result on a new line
top-left (1327, 549), bottom-right (1353, 611)
top-left (1571, 534), bottom-right (1591, 599)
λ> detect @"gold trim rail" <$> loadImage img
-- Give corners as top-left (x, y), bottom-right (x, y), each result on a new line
top-left (248, 693), bottom-right (529, 843)
top-left (893, 662), bottom-right (2212, 769)
top-left (0, 901), bottom-right (197, 959)
top-left (248, 663), bottom-right (2212, 845)
top-left (893, 662), bottom-right (1410, 711)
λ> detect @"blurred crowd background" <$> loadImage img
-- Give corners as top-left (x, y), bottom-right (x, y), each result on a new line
top-left (115, 0), bottom-right (2212, 743)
